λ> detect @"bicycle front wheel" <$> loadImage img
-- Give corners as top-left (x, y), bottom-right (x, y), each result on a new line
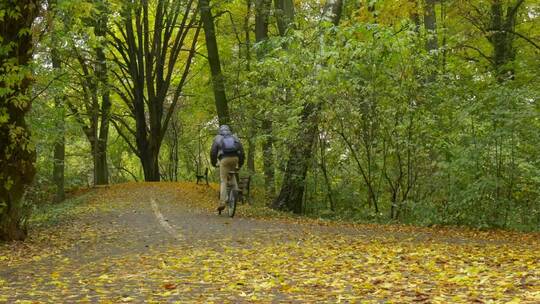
top-left (227, 189), bottom-right (237, 217)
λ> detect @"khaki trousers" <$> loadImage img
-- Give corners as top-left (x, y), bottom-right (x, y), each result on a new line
top-left (219, 156), bottom-right (239, 204)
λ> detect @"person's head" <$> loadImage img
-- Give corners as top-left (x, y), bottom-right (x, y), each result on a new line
top-left (218, 124), bottom-right (232, 135)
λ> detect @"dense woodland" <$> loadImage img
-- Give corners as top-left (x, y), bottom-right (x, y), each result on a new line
top-left (1, 0), bottom-right (539, 241)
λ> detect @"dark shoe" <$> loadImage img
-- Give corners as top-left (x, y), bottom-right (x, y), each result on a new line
top-left (217, 204), bottom-right (225, 214)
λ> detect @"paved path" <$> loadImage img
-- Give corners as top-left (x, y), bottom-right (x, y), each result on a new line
top-left (1, 183), bottom-right (538, 303)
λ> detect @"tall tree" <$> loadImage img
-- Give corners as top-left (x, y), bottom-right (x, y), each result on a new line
top-left (274, 0), bottom-right (294, 36)
top-left (460, 0), bottom-right (531, 82)
top-left (255, 0), bottom-right (271, 43)
top-left (49, 0), bottom-right (66, 201)
top-left (409, 0), bottom-right (421, 32)
top-left (66, 1), bottom-right (112, 186)
top-left (272, 0), bottom-right (343, 213)
top-left (255, 0), bottom-right (276, 199)
top-left (244, 0), bottom-right (257, 174)
top-left (424, 0), bottom-right (438, 52)
top-left (263, 0), bottom-right (303, 207)
top-left (488, 0), bottom-right (523, 82)
top-left (93, 0), bottom-right (112, 185)
top-left (424, 0), bottom-right (438, 81)
top-left (109, 0), bottom-right (200, 181)
top-left (0, 0), bottom-right (39, 241)
top-left (200, 0), bottom-right (229, 125)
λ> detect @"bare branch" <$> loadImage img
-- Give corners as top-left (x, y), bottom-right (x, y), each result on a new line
top-left (460, 44), bottom-right (494, 63)
top-left (110, 119), bottom-right (140, 157)
top-left (30, 72), bottom-right (67, 103)
top-left (506, 30), bottom-right (540, 51)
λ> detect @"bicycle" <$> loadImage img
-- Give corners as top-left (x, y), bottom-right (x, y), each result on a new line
top-left (219, 170), bottom-right (239, 217)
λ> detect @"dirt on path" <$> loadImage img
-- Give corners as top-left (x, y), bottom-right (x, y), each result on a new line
top-left (0, 182), bottom-right (538, 303)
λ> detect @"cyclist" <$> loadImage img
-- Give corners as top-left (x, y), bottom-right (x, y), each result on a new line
top-left (210, 125), bottom-right (245, 213)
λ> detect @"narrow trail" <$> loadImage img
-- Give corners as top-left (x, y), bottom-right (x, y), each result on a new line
top-left (0, 182), bottom-right (538, 303)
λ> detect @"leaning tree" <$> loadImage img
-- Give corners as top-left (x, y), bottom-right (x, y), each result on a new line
top-left (0, 0), bottom-right (40, 241)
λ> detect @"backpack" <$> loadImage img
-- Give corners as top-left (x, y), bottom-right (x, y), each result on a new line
top-left (221, 134), bottom-right (240, 155)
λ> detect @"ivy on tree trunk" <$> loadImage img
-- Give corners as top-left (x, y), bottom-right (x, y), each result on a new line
top-left (272, 0), bottom-right (343, 214)
top-left (255, 0), bottom-right (276, 199)
top-left (0, 0), bottom-right (39, 241)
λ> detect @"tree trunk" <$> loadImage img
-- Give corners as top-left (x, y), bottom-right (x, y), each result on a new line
top-left (409, 0), bottom-right (421, 32)
top-left (94, 1), bottom-right (111, 185)
top-left (243, 0), bottom-right (256, 175)
top-left (319, 134), bottom-right (335, 211)
top-left (49, 0), bottom-right (65, 202)
top-left (141, 145), bottom-right (161, 181)
top-left (488, 0), bottom-right (521, 82)
top-left (246, 121), bottom-right (256, 174)
top-left (423, 0), bottom-right (438, 81)
top-left (272, 0), bottom-right (343, 213)
top-left (262, 119), bottom-right (275, 198)
top-left (109, 0), bottom-right (199, 182)
top-left (51, 48), bottom-right (65, 202)
top-left (0, 0), bottom-right (39, 241)
top-left (66, 0), bottom-right (110, 186)
top-left (272, 104), bottom-right (318, 213)
top-left (94, 141), bottom-right (108, 185)
top-left (244, 0), bottom-right (253, 71)
top-left (52, 104), bottom-right (65, 202)
top-left (256, 0), bottom-right (271, 46)
top-left (325, 0), bottom-right (343, 24)
top-left (247, 139), bottom-right (256, 174)
top-left (200, 0), bottom-right (229, 125)
top-left (274, 0), bottom-right (295, 36)
top-left (441, 0), bottom-right (447, 72)
top-left (255, 0), bottom-right (275, 199)
top-left (166, 118), bottom-right (180, 181)
top-left (424, 0), bottom-right (438, 52)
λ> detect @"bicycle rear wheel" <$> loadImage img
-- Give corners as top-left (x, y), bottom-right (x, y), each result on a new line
top-left (227, 189), bottom-right (237, 217)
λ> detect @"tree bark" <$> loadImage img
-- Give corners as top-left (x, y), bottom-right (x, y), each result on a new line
top-left (243, 0), bottom-right (256, 175)
top-left (272, 104), bottom-right (318, 213)
top-left (50, 0), bottom-right (65, 202)
top-left (272, 0), bottom-right (342, 213)
top-left (244, 0), bottom-right (252, 71)
top-left (274, 0), bottom-right (294, 36)
top-left (141, 147), bottom-right (160, 181)
top-left (255, 0), bottom-right (271, 47)
top-left (167, 118), bottom-right (180, 181)
top-left (65, 0), bottom-right (111, 186)
top-left (409, 0), bottom-right (421, 32)
top-left (94, 0), bottom-right (111, 185)
top-left (200, 0), bottom-right (229, 125)
top-left (255, 0), bottom-right (276, 198)
top-left (488, 0), bottom-right (522, 82)
top-left (262, 119), bottom-right (275, 198)
top-left (325, 0), bottom-right (343, 24)
top-left (441, 0), bottom-right (447, 72)
top-left (51, 50), bottom-right (66, 202)
top-left (0, 0), bottom-right (39, 241)
top-left (424, 0), bottom-right (438, 52)
top-left (423, 0), bottom-right (438, 81)
top-left (246, 134), bottom-right (256, 174)
top-left (319, 131), bottom-right (335, 211)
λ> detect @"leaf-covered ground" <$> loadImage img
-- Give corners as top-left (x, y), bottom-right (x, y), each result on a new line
top-left (1, 182), bottom-right (538, 303)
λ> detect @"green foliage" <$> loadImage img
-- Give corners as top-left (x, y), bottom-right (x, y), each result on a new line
top-left (20, 0), bottom-right (540, 232)
top-left (232, 8), bottom-right (540, 230)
